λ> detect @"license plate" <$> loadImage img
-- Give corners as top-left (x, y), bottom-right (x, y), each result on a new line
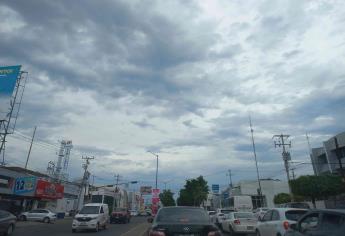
top-left (247, 226), bottom-right (254, 230)
top-left (80, 223), bottom-right (87, 226)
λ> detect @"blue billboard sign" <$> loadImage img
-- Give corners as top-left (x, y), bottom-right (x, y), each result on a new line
top-left (0, 65), bottom-right (21, 120)
top-left (13, 177), bottom-right (36, 195)
top-left (212, 184), bottom-right (220, 193)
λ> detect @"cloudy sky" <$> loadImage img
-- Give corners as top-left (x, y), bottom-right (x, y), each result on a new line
top-left (1, 0), bottom-right (345, 193)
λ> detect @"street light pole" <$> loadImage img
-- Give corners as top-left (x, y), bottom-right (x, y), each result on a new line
top-left (148, 151), bottom-right (159, 189)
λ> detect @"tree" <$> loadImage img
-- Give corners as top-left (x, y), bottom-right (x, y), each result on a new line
top-left (159, 190), bottom-right (176, 207)
top-left (177, 176), bottom-right (209, 206)
top-left (290, 174), bottom-right (345, 208)
top-left (274, 193), bottom-right (291, 205)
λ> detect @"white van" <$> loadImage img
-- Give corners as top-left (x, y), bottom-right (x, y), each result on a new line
top-left (72, 203), bottom-right (109, 233)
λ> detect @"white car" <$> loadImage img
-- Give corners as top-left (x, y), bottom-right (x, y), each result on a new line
top-left (213, 209), bottom-right (233, 225)
top-left (19, 209), bottom-right (56, 223)
top-left (72, 203), bottom-right (109, 233)
top-left (256, 208), bottom-right (308, 236)
top-left (253, 208), bottom-right (269, 219)
top-left (221, 212), bottom-right (257, 235)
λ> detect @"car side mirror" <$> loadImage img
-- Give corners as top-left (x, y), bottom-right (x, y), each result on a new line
top-left (290, 223), bottom-right (298, 231)
top-left (147, 217), bottom-right (154, 223)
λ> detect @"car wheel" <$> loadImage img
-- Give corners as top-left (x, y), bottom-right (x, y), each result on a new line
top-left (20, 215), bottom-right (26, 221)
top-left (256, 229), bottom-right (261, 236)
top-left (229, 226), bottom-right (236, 236)
top-left (103, 222), bottom-right (107, 230)
top-left (94, 223), bottom-right (99, 232)
top-left (72, 229), bottom-right (76, 233)
top-left (4, 224), bottom-right (14, 236)
top-left (43, 217), bottom-right (50, 223)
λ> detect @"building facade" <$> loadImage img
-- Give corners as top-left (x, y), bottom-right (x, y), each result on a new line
top-left (311, 131), bottom-right (345, 176)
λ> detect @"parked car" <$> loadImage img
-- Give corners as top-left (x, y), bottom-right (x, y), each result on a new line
top-left (19, 209), bottom-right (56, 223)
top-left (285, 209), bottom-right (345, 236)
top-left (279, 202), bottom-right (310, 209)
top-left (72, 203), bottom-right (109, 233)
top-left (256, 208), bottom-right (308, 236)
top-left (147, 206), bottom-right (221, 236)
top-left (253, 208), bottom-right (269, 219)
top-left (110, 208), bottom-right (131, 224)
top-left (0, 210), bottom-right (16, 236)
top-left (221, 211), bottom-right (257, 235)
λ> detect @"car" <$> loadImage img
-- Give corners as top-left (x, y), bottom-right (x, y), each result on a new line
top-left (110, 208), bottom-right (131, 224)
top-left (253, 208), bottom-right (269, 219)
top-left (256, 208), bottom-right (308, 236)
top-left (221, 211), bottom-right (257, 235)
top-left (72, 203), bottom-right (109, 233)
top-left (208, 210), bottom-right (216, 219)
top-left (279, 202), bottom-right (310, 209)
top-left (285, 209), bottom-right (345, 236)
top-left (213, 209), bottom-right (233, 225)
top-left (0, 210), bottom-right (16, 236)
top-left (129, 210), bottom-right (138, 216)
top-left (19, 209), bottom-right (56, 223)
top-left (147, 206), bottom-right (221, 236)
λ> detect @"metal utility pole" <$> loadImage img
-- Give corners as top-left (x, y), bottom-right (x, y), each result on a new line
top-left (227, 169), bottom-right (233, 188)
top-left (334, 137), bottom-right (345, 179)
top-left (25, 126), bottom-right (37, 169)
top-left (249, 116), bottom-right (263, 206)
top-left (112, 174), bottom-right (120, 211)
top-left (76, 156), bottom-right (94, 210)
top-left (148, 151), bottom-right (159, 189)
top-left (273, 134), bottom-right (293, 196)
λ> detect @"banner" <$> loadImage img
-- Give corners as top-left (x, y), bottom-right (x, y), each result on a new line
top-left (0, 65), bottom-right (21, 120)
top-left (35, 180), bottom-right (64, 199)
top-left (151, 189), bottom-right (160, 215)
top-left (13, 177), bottom-right (36, 195)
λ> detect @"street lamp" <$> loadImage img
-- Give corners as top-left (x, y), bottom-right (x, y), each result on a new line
top-left (147, 151), bottom-right (159, 189)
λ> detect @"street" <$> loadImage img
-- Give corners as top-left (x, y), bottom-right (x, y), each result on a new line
top-left (13, 217), bottom-right (150, 236)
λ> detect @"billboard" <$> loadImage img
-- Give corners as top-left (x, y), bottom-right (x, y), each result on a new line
top-left (13, 177), bottom-right (36, 195)
top-left (0, 65), bottom-right (21, 120)
top-left (212, 184), bottom-right (220, 194)
top-left (140, 186), bottom-right (152, 195)
top-left (35, 180), bottom-right (64, 199)
top-left (151, 189), bottom-right (160, 215)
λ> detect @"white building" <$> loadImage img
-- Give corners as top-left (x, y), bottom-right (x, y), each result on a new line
top-left (231, 179), bottom-right (290, 208)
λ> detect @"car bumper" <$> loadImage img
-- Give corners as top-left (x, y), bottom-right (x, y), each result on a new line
top-left (72, 220), bottom-right (98, 229)
top-left (233, 225), bottom-right (256, 233)
top-left (110, 216), bottom-right (127, 222)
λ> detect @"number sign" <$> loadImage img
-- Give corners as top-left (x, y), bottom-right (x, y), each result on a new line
top-left (14, 177), bottom-right (36, 194)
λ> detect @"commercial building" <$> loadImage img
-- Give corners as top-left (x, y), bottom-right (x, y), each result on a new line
top-left (311, 131), bottom-right (345, 176)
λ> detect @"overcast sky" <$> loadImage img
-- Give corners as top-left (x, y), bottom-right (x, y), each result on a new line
top-left (1, 0), bottom-right (345, 193)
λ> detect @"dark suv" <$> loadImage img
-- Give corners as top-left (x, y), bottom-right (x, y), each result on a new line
top-left (110, 208), bottom-right (131, 224)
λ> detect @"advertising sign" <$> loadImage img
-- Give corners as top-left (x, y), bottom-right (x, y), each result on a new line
top-left (35, 180), bottom-right (64, 199)
top-left (0, 65), bottom-right (21, 120)
top-left (142, 194), bottom-right (152, 206)
top-left (13, 177), bottom-right (36, 195)
top-left (151, 189), bottom-right (160, 215)
top-left (140, 186), bottom-right (152, 195)
top-left (212, 184), bottom-right (220, 194)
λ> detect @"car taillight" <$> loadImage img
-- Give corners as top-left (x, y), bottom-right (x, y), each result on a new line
top-left (208, 231), bottom-right (221, 236)
top-left (283, 221), bottom-right (290, 230)
top-left (234, 219), bottom-right (241, 225)
top-left (149, 230), bottom-right (165, 236)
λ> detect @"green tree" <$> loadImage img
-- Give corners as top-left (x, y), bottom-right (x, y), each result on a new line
top-left (273, 193), bottom-right (291, 205)
top-left (177, 176), bottom-right (209, 206)
top-left (290, 174), bottom-right (345, 208)
top-left (159, 190), bottom-right (176, 207)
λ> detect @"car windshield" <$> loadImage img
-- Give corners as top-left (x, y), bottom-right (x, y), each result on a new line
top-left (79, 206), bottom-right (99, 214)
top-left (209, 212), bottom-right (216, 215)
top-left (285, 210), bottom-right (308, 221)
top-left (156, 208), bottom-right (209, 223)
top-left (234, 213), bottom-right (255, 219)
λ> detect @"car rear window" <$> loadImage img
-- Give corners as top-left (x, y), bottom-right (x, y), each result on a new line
top-left (285, 210), bottom-right (307, 221)
top-left (221, 210), bottom-right (233, 214)
top-left (234, 213), bottom-right (255, 219)
top-left (156, 208), bottom-right (209, 223)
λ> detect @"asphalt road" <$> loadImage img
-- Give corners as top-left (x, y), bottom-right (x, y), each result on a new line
top-left (13, 216), bottom-right (150, 236)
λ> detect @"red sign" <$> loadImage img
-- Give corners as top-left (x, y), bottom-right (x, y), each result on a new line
top-left (35, 180), bottom-right (64, 199)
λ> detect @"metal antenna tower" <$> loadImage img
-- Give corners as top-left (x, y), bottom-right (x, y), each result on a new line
top-left (0, 71), bottom-right (28, 162)
top-left (63, 140), bottom-right (73, 172)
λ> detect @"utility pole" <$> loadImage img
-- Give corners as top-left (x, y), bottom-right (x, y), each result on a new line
top-left (112, 174), bottom-right (120, 211)
top-left (306, 132), bottom-right (317, 176)
top-left (249, 116), bottom-right (263, 207)
top-left (273, 134), bottom-right (293, 198)
top-left (148, 151), bottom-right (159, 189)
top-left (227, 169), bottom-right (233, 188)
top-left (25, 126), bottom-right (37, 169)
top-left (334, 137), bottom-right (345, 179)
top-left (76, 156), bottom-right (94, 210)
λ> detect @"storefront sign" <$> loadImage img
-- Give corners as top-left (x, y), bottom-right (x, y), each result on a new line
top-left (13, 177), bottom-right (36, 194)
top-left (140, 186), bottom-right (152, 195)
top-left (35, 180), bottom-right (64, 199)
